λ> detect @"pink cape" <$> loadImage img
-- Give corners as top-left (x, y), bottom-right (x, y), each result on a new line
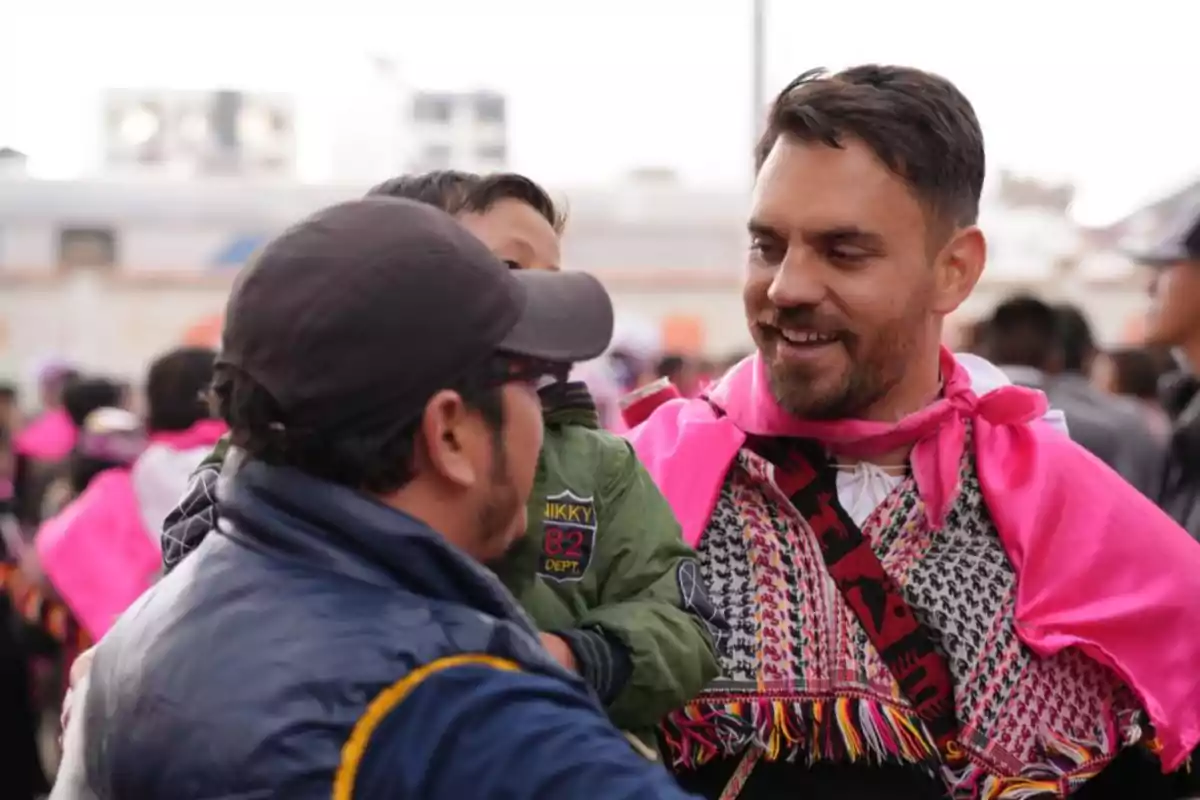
top-left (14, 408), bottom-right (77, 462)
top-left (627, 347), bottom-right (1200, 771)
top-left (35, 469), bottom-right (160, 640)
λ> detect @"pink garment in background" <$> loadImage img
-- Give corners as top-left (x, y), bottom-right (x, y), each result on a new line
top-left (14, 408), bottom-right (77, 461)
top-left (36, 468), bottom-right (159, 640)
top-left (34, 419), bottom-right (227, 640)
top-left (626, 347), bottom-right (1200, 772)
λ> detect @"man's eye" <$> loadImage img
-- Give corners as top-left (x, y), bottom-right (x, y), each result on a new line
top-left (828, 248), bottom-right (868, 263)
top-left (749, 239), bottom-right (783, 261)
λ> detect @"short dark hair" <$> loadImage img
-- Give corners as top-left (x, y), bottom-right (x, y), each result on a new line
top-left (986, 295), bottom-right (1059, 370)
top-left (656, 355), bottom-right (687, 381)
top-left (211, 364), bottom-right (504, 496)
top-left (145, 346), bottom-right (217, 432)
top-left (1054, 304), bottom-right (1097, 374)
top-left (757, 65), bottom-right (985, 229)
top-left (367, 170), bottom-right (566, 234)
top-left (62, 377), bottom-right (124, 428)
top-left (1106, 347), bottom-right (1172, 401)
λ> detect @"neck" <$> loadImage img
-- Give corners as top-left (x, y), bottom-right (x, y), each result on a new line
top-left (834, 346), bottom-right (943, 468)
top-left (383, 482), bottom-right (477, 559)
top-left (860, 348), bottom-right (943, 425)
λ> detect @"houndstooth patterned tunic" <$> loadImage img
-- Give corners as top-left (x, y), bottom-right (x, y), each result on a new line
top-left (662, 434), bottom-right (1148, 799)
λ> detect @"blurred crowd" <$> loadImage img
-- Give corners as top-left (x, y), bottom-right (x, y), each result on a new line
top-left (0, 349), bottom-right (223, 798)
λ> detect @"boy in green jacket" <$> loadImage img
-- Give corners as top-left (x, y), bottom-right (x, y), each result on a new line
top-left (157, 171), bottom-right (723, 753)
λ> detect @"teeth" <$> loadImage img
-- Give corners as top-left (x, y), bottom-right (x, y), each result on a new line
top-left (780, 329), bottom-right (835, 345)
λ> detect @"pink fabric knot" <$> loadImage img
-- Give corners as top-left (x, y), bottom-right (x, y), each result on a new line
top-left (971, 384), bottom-right (1048, 427)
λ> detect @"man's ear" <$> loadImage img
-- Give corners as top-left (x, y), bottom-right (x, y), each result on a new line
top-left (420, 390), bottom-right (478, 489)
top-left (932, 225), bottom-right (986, 315)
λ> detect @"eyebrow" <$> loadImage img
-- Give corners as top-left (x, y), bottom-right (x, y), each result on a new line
top-left (748, 219), bottom-right (885, 250)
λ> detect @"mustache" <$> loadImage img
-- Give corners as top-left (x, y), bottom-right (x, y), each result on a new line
top-left (761, 307), bottom-right (850, 335)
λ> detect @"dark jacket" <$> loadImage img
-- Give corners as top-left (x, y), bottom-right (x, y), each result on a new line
top-left (59, 461), bottom-right (695, 799)
top-left (161, 383), bottom-right (720, 748)
top-left (1001, 367), bottom-right (1164, 496)
top-left (1156, 373), bottom-right (1200, 540)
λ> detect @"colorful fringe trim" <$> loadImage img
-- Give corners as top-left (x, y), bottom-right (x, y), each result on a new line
top-left (944, 724), bottom-right (1114, 799)
top-left (660, 696), bottom-right (940, 771)
top-left (664, 698), bottom-right (1153, 799)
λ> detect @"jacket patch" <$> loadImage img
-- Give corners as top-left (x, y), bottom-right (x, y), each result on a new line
top-left (538, 490), bottom-right (597, 583)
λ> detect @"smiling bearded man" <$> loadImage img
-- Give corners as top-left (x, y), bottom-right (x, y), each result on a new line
top-left (625, 65), bottom-right (1200, 800)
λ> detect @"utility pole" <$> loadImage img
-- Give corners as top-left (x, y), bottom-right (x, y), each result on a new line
top-left (750, 0), bottom-right (767, 178)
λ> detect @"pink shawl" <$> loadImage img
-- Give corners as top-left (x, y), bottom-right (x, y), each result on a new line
top-left (35, 419), bottom-right (227, 639)
top-left (14, 408), bottom-right (77, 462)
top-left (627, 347), bottom-right (1200, 771)
top-left (36, 468), bottom-right (160, 640)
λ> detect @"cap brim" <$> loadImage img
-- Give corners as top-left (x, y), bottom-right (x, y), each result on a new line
top-left (498, 270), bottom-right (614, 363)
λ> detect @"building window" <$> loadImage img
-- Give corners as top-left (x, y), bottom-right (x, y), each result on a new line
top-left (420, 143), bottom-right (452, 168)
top-left (58, 227), bottom-right (118, 270)
top-left (413, 94), bottom-right (453, 124)
top-left (476, 143), bottom-right (507, 164)
top-left (473, 93), bottom-right (506, 124)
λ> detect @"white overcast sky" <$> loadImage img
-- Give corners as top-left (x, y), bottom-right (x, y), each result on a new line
top-left (0, 0), bottom-right (1195, 224)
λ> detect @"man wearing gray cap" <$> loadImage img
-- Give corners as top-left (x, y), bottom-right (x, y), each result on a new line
top-left (1138, 200), bottom-right (1200, 539)
top-left (52, 197), bottom-right (698, 799)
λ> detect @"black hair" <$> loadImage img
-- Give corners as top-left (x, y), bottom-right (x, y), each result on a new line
top-left (367, 170), bottom-right (566, 234)
top-left (0, 383), bottom-right (16, 401)
top-left (655, 355), bottom-right (687, 382)
top-left (1106, 347), bottom-right (1173, 401)
top-left (1053, 304), bottom-right (1097, 374)
top-left (985, 295), bottom-right (1059, 370)
top-left (69, 452), bottom-right (127, 495)
top-left (757, 65), bottom-right (985, 231)
top-left (145, 346), bottom-right (217, 432)
top-left (210, 364), bottom-right (505, 496)
top-left (62, 378), bottom-right (124, 429)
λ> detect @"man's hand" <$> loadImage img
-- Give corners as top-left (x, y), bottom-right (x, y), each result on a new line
top-left (539, 633), bottom-right (577, 672)
top-left (60, 647), bottom-right (96, 734)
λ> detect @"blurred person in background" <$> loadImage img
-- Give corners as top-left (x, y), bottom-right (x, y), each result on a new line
top-left (984, 296), bottom-right (1161, 494)
top-left (14, 362), bottom-right (78, 464)
top-left (38, 377), bottom-right (127, 520)
top-left (1054, 303), bottom-right (1163, 495)
top-left (0, 383), bottom-right (18, 508)
top-left (655, 354), bottom-right (702, 397)
top-left (983, 294), bottom-right (1061, 388)
top-left (27, 407), bottom-right (146, 777)
top-left (53, 198), bottom-right (698, 800)
top-left (1135, 199), bottom-right (1200, 539)
top-left (12, 364), bottom-right (79, 528)
top-left (36, 347), bottom-right (221, 645)
top-left (21, 349), bottom-right (218, 780)
top-left (625, 65), bottom-right (1200, 799)
top-left (130, 171), bottom-right (718, 757)
top-left (1093, 347), bottom-right (1174, 441)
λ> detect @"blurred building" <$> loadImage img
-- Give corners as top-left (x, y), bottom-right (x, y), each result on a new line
top-left (0, 147), bottom-right (28, 177)
top-left (0, 170), bottom-right (1138, 385)
top-left (408, 90), bottom-right (508, 173)
top-left (102, 89), bottom-right (298, 178)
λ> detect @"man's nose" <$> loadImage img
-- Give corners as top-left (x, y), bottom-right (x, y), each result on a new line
top-left (767, 249), bottom-right (825, 308)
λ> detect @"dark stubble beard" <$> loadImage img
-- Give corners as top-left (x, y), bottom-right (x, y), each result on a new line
top-left (475, 432), bottom-right (524, 558)
top-left (768, 302), bottom-right (928, 421)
